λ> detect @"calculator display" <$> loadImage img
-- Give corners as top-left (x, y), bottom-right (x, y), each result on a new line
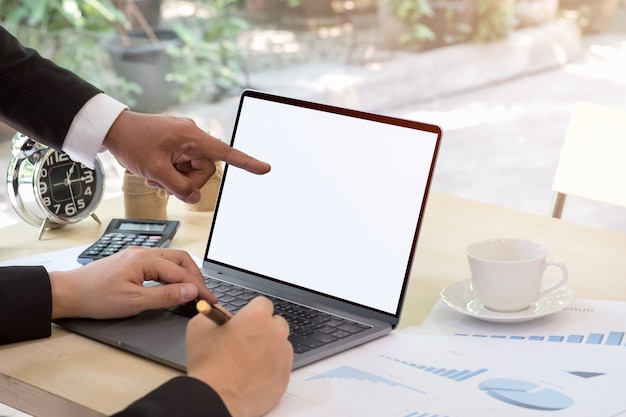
top-left (118, 221), bottom-right (167, 232)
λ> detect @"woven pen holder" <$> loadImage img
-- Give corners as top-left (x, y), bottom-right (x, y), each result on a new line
top-left (122, 170), bottom-right (169, 220)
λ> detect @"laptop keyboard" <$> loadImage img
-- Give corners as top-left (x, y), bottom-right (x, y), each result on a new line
top-left (168, 276), bottom-right (372, 354)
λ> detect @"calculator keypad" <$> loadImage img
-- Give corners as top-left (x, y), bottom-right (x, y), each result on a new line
top-left (82, 233), bottom-right (163, 259)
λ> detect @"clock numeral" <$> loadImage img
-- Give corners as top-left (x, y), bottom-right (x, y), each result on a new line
top-left (64, 203), bottom-right (77, 216)
top-left (43, 196), bottom-right (51, 206)
top-left (40, 168), bottom-right (48, 178)
top-left (60, 200), bottom-right (86, 216)
top-left (83, 170), bottom-right (94, 184)
top-left (45, 152), bottom-right (69, 166)
top-left (39, 181), bottom-right (48, 195)
top-left (84, 186), bottom-right (93, 196)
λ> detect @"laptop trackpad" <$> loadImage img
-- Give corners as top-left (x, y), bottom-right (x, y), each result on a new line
top-left (100, 310), bottom-right (188, 368)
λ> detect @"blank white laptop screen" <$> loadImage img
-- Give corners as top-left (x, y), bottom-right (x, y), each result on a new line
top-left (206, 93), bottom-right (440, 315)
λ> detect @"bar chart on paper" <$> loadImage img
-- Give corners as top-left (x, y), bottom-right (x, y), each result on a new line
top-left (377, 354), bottom-right (488, 382)
top-left (453, 330), bottom-right (626, 345)
top-left (423, 298), bottom-right (626, 348)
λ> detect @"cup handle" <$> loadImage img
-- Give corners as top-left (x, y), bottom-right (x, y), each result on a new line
top-left (538, 260), bottom-right (568, 298)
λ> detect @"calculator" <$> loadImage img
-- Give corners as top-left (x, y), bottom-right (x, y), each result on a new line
top-left (77, 218), bottom-right (181, 264)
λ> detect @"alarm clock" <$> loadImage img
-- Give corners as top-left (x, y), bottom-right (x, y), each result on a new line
top-left (6, 133), bottom-right (105, 240)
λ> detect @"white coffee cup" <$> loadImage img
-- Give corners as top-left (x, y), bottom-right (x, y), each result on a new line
top-left (466, 238), bottom-right (568, 313)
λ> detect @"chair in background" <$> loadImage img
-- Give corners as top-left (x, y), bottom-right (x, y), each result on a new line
top-left (550, 101), bottom-right (626, 218)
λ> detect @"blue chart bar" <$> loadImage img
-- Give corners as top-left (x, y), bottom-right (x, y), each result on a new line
top-left (454, 331), bottom-right (626, 346)
top-left (440, 369), bottom-right (458, 377)
top-left (586, 333), bottom-right (604, 344)
top-left (379, 355), bottom-right (488, 382)
top-left (606, 332), bottom-right (624, 346)
top-left (455, 368), bottom-right (489, 382)
top-left (307, 366), bottom-right (427, 394)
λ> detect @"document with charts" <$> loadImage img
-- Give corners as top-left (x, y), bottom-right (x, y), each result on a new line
top-left (268, 309), bottom-right (626, 416)
top-left (5, 248), bottom-right (625, 416)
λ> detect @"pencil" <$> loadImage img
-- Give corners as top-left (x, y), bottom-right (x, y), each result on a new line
top-left (196, 299), bottom-right (230, 325)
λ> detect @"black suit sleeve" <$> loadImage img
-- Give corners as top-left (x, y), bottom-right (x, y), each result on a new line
top-left (0, 266), bottom-right (233, 417)
top-left (0, 26), bottom-right (102, 148)
top-left (113, 377), bottom-right (232, 417)
top-left (0, 266), bottom-right (52, 344)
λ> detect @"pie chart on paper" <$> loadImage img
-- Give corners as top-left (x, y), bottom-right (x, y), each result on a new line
top-left (479, 378), bottom-right (574, 410)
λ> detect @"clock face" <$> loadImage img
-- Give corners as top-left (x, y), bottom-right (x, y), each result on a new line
top-left (36, 149), bottom-right (104, 220)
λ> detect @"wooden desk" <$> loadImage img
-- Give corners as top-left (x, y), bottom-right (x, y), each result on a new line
top-left (1, 192), bottom-right (625, 416)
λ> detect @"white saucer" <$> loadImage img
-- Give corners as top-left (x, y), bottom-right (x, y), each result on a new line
top-left (440, 279), bottom-right (575, 323)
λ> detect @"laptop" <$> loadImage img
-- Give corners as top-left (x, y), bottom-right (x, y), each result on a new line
top-left (54, 90), bottom-right (442, 371)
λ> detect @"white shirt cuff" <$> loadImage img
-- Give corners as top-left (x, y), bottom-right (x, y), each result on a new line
top-left (62, 93), bottom-right (128, 169)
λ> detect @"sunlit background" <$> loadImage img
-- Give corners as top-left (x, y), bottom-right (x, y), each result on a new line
top-left (1, 0), bottom-right (626, 233)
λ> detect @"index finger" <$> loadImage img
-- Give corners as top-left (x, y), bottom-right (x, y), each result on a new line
top-left (210, 140), bottom-right (271, 175)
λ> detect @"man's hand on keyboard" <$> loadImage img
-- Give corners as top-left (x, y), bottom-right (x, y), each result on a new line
top-left (48, 247), bottom-right (217, 319)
